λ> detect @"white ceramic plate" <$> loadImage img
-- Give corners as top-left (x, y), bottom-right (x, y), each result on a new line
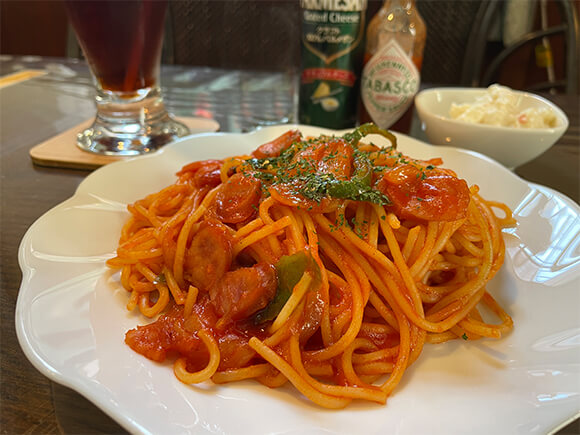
top-left (17, 126), bottom-right (580, 435)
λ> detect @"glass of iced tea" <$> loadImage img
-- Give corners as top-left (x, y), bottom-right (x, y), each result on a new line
top-left (64, 0), bottom-right (189, 155)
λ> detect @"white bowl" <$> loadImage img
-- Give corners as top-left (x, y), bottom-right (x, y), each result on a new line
top-left (415, 87), bottom-right (569, 169)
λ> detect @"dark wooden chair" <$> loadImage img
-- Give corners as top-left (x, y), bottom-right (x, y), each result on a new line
top-left (461, 0), bottom-right (579, 93)
top-left (417, 0), bottom-right (578, 94)
top-left (164, 0), bottom-right (300, 71)
top-left (416, 0), bottom-right (483, 86)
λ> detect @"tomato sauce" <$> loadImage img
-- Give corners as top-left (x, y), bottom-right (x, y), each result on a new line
top-left (126, 300), bottom-right (268, 371)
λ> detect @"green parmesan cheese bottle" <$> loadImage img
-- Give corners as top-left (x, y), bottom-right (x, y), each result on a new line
top-left (298, 0), bottom-right (367, 129)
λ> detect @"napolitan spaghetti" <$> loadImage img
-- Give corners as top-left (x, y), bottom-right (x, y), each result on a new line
top-left (106, 124), bottom-right (515, 408)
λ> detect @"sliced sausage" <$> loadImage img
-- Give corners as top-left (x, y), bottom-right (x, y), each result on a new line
top-left (377, 164), bottom-right (470, 221)
top-left (185, 220), bottom-right (233, 290)
top-left (252, 130), bottom-right (302, 159)
top-left (210, 263), bottom-right (277, 324)
top-left (214, 173), bottom-right (261, 224)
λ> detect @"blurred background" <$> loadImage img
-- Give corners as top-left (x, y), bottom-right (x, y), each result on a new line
top-left (1, 0), bottom-right (579, 93)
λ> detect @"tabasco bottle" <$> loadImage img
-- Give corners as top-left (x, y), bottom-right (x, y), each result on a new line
top-left (360, 0), bottom-right (426, 132)
top-left (299, 0), bottom-right (368, 129)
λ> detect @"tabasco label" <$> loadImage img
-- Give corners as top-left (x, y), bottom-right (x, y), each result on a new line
top-left (361, 39), bottom-right (420, 129)
top-left (299, 0), bottom-right (367, 129)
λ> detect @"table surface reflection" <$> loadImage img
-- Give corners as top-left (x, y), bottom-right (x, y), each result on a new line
top-left (0, 55), bottom-right (578, 434)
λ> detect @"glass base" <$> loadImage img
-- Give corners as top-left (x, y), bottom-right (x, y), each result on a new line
top-left (77, 87), bottom-right (190, 156)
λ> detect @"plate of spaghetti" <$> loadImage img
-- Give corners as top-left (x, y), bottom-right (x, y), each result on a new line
top-left (17, 125), bottom-right (580, 434)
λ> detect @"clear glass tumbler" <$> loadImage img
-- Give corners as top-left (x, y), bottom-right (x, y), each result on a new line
top-left (64, 0), bottom-right (189, 155)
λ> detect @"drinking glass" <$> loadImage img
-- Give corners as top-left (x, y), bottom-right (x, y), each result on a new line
top-left (64, 0), bottom-right (189, 155)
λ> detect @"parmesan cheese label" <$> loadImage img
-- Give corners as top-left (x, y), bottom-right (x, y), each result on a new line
top-left (298, 0), bottom-right (366, 129)
top-left (361, 39), bottom-right (420, 129)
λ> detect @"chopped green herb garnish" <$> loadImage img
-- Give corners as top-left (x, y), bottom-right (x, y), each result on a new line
top-left (240, 125), bottom-right (402, 207)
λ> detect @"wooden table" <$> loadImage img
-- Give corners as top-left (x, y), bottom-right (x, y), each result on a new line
top-left (1, 56), bottom-right (578, 434)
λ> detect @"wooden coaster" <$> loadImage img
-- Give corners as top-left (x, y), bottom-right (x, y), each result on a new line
top-left (29, 117), bottom-right (220, 170)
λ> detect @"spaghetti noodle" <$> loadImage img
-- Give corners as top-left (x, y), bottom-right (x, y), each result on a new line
top-left (107, 124), bottom-right (515, 408)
